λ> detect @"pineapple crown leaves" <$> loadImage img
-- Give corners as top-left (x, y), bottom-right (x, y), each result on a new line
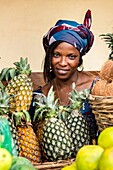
top-left (56, 105), bottom-right (71, 122)
top-left (0, 67), bottom-right (17, 82)
top-left (13, 57), bottom-right (31, 76)
top-left (0, 81), bottom-right (5, 91)
top-left (0, 83), bottom-right (11, 115)
top-left (69, 82), bottom-right (90, 110)
top-left (100, 33), bottom-right (113, 60)
top-left (0, 57), bottom-right (31, 82)
top-left (13, 110), bottom-right (31, 126)
top-left (33, 86), bottom-right (58, 122)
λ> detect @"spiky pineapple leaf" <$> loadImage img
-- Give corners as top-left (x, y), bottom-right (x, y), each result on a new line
top-left (0, 68), bottom-right (9, 81)
top-left (0, 67), bottom-right (17, 82)
top-left (0, 86), bottom-right (11, 115)
top-left (33, 86), bottom-right (58, 122)
top-left (69, 82), bottom-right (90, 110)
top-left (57, 105), bottom-right (71, 122)
top-left (13, 57), bottom-right (31, 76)
top-left (0, 81), bottom-right (5, 91)
top-left (13, 110), bottom-right (31, 126)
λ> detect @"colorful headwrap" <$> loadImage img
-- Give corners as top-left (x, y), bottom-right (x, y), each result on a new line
top-left (43, 10), bottom-right (94, 56)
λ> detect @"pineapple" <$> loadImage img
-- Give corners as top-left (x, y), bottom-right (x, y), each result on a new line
top-left (0, 57), bottom-right (33, 112)
top-left (0, 82), bottom-right (19, 156)
top-left (64, 83), bottom-right (91, 157)
top-left (13, 110), bottom-right (41, 163)
top-left (33, 86), bottom-right (74, 162)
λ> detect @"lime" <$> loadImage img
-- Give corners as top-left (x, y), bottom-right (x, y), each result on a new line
top-left (62, 162), bottom-right (77, 170)
top-left (98, 127), bottom-right (113, 149)
top-left (99, 147), bottom-right (113, 170)
top-left (76, 145), bottom-right (104, 170)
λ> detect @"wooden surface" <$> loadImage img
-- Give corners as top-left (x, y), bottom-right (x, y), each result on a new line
top-left (30, 72), bottom-right (45, 91)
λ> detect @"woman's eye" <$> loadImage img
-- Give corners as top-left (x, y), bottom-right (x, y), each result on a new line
top-left (53, 52), bottom-right (60, 58)
top-left (68, 55), bottom-right (76, 59)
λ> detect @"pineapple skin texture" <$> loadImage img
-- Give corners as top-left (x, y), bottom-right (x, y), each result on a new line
top-left (65, 110), bottom-right (90, 157)
top-left (40, 118), bottom-right (74, 162)
top-left (5, 74), bottom-right (33, 112)
top-left (17, 124), bottom-right (41, 163)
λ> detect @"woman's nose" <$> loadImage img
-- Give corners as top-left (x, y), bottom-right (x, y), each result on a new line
top-left (59, 56), bottom-right (67, 66)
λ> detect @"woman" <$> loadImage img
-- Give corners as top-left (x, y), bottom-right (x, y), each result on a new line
top-left (31, 10), bottom-right (98, 143)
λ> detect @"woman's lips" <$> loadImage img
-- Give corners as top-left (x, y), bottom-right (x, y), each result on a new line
top-left (56, 68), bottom-right (69, 74)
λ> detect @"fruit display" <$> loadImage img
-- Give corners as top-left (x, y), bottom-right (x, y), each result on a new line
top-left (62, 126), bottom-right (113, 170)
top-left (0, 84), bottom-right (19, 156)
top-left (33, 83), bottom-right (91, 161)
top-left (91, 33), bottom-right (113, 96)
top-left (33, 86), bottom-right (74, 161)
top-left (0, 58), bottom-right (41, 164)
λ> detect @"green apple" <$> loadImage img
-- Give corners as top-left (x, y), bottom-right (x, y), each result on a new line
top-left (0, 148), bottom-right (12, 170)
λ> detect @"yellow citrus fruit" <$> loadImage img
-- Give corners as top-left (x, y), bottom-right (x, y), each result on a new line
top-left (71, 161), bottom-right (77, 168)
top-left (76, 145), bottom-right (104, 170)
top-left (62, 162), bottom-right (77, 170)
top-left (99, 147), bottom-right (113, 170)
top-left (98, 127), bottom-right (113, 149)
top-left (0, 148), bottom-right (12, 170)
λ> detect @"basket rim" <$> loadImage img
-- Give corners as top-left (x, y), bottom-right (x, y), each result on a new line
top-left (89, 94), bottom-right (113, 99)
top-left (88, 94), bottom-right (113, 104)
top-left (33, 158), bottom-right (75, 169)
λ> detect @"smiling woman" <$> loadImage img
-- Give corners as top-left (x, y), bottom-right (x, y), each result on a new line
top-left (30, 10), bottom-right (98, 163)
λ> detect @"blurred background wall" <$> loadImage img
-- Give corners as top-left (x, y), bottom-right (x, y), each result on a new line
top-left (0, 0), bottom-right (113, 72)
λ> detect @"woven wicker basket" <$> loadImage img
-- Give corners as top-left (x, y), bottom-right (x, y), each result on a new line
top-left (33, 158), bottom-right (75, 170)
top-left (88, 94), bottom-right (113, 132)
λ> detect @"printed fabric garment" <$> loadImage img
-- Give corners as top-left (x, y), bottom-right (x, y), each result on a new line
top-left (43, 10), bottom-right (94, 57)
top-left (29, 82), bottom-right (99, 144)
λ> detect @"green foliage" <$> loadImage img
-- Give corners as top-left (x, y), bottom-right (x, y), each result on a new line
top-left (0, 57), bottom-right (31, 82)
top-left (69, 82), bottom-right (90, 110)
top-left (0, 84), bottom-right (10, 115)
top-left (33, 86), bottom-right (58, 122)
top-left (13, 110), bottom-right (31, 126)
top-left (100, 33), bottom-right (113, 59)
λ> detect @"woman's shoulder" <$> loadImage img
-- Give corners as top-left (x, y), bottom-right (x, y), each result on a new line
top-left (77, 71), bottom-right (98, 90)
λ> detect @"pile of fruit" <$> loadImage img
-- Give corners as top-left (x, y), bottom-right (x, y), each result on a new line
top-left (33, 83), bottom-right (91, 161)
top-left (62, 126), bottom-right (113, 170)
top-left (0, 57), bottom-right (95, 168)
top-left (0, 57), bottom-right (41, 165)
top-left (1, 34), bottom-right (112, 168)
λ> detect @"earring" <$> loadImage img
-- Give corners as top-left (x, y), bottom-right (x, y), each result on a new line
top-left (77, 64), bottom-right (84, 72)
top-left (49, 66), bottom-right (52, 72)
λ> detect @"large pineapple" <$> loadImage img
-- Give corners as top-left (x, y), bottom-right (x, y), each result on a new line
top-left (0, 82), bottom-right (19, 156)
top-left (13, 110), bottom-right (41, 163)
top-left (0, 57), bottom-right (33, 112)
top-left (65, 83), bottom-right (90, 157)
top-left (33, 86), bottom-right (74, 162)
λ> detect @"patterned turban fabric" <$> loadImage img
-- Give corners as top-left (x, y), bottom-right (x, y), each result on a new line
top-left (43, 10), bottom-right (94, 56)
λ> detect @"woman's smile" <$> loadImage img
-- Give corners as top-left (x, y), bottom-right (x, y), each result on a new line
top-left (56, 68), bottom-right (70, 75)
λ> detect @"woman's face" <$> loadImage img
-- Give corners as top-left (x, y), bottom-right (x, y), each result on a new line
top-left (51, 42), bottom-right (80, 80)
